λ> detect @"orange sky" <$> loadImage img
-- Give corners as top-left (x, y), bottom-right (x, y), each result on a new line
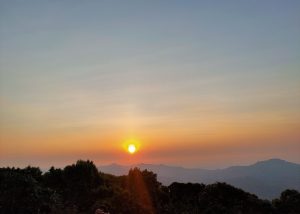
top-left (1, 1), bottom-right (300, 168)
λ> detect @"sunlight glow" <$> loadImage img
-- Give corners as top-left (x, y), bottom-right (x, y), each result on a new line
top-left (123, 138), bottom-right (140, 155)
top-left (128, 144), bottom-right (136, 154)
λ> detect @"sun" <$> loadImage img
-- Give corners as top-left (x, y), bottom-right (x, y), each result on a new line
top-left (123, 138), bottom-right (140, 155)
top-left (127, 144), bottom-right (136, 154)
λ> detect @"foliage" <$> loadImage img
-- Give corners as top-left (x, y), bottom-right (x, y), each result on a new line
top-left (272, 189), bottom-right (300, 214)
top-left (0, 160), bottom-right (299, 214)
top-left (0, 167), bottom-right (59, 213)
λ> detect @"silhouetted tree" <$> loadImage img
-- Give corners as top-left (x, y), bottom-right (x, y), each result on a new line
top-left (0, 167), bottom-right (58, 214)
top-left (43, 167), bottom-right (64, 193)
top-left (272, 189), bottom-right (300, 214)
top-left (169, 182), bottom-right (205, 213)
top-left (197, 182), bottom-right (273, 214)
top-left (1, 161), bottom-right (299, 214)
top-left (62, 160), bottom-right (103, 211)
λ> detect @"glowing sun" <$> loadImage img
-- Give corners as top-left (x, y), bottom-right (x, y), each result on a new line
top-left (123, 138), bottom-right (140, 155)
top-left (127, 144), bottom-right (136, 154)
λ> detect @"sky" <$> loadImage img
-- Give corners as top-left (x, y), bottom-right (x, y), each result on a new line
top-left (0, 0), bottom-right (300, 168)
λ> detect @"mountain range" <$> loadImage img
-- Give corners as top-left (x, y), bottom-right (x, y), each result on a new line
top-left (98, 158), bottom-right (300, 199)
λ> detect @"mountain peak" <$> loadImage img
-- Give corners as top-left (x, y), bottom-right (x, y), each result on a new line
top-left (253, 158), bottom-right (288, 166)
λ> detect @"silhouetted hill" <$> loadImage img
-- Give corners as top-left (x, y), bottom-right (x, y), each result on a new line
top-left (99, 159), bottom-right (300, 199)
top-left (2, 160), bottom-right (300, 213)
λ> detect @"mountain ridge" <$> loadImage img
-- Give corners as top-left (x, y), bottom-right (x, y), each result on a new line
top-left (98, 158), bottom-right (300, 199)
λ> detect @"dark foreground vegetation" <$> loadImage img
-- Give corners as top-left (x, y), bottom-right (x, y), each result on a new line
top-left (1, 160), bottom-right (299, 214)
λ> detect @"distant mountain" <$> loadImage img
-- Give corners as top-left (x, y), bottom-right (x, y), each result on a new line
top-left (98, 159), bottom-right (300, 199)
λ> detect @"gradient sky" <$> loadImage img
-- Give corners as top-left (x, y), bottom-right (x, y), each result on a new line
top-left (1, 0), bottom-right (300, 168)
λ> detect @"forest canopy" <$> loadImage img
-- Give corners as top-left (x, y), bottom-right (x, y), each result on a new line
top-left (0, 160), bottom-right (299, 214)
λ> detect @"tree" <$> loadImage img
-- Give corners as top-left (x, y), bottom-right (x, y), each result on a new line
top-left (197, 182), bottom-right (273, 214)
top-left (1, 161), bottom-right (299, 213)
top-left (43, 167), bottom-right (64, 192)
top-left (125, 168), bottom-right (169, 214)
top-left (169, 182), bottom-right (205, 213)
top-left (0, 167), bottom-right (57, 214)
top-left (272, 189), bottom-right (300, 214)
top-left (62, 160), bottom-right (103, 211)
